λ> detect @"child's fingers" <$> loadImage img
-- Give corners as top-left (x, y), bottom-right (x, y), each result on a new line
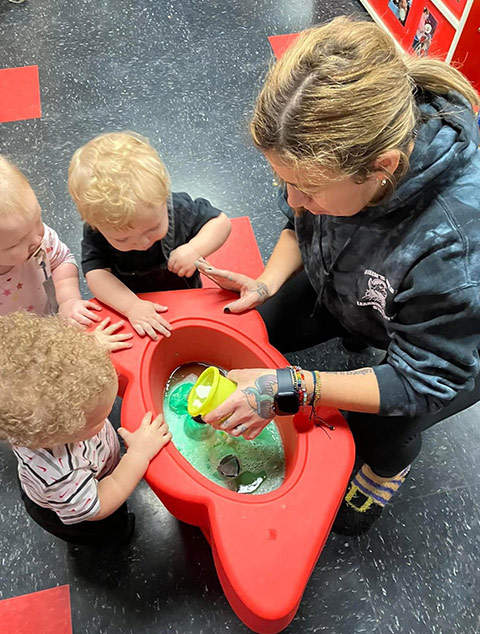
top-left (95, 317), bottom-right (111, 331)
top-left (77, 314), bottom-right (97, 326)
top-left (111, 333), bottom-right (134, 341)
top-left (153, 303), bottom-right (168, 313)
top-left (143, 323), bottom-right (159, 340)
top-left (140, 411), bottom-right (154, 427)
top-left (167, 259), bottom-right (178, 274)
top-left (157, 422), bottom-right (170, 436)
top-left (152, 319), bottom-right (171, 338)
top-left (80, 305), bottom-right (102, 322)
top-left (152, 413), bottom-right (165, 426)
top-left (117, 427), bottom-right (130, 442)
top-left (103, 320), bottom-right (125, 335)
top-left (110, 341), bottom-right (133, 351)
top-left (133, 323), bottom-right (147, 338)
top-left (152, 313), bottom-right (172, 331)
top-left (86, 301), bottom-right (102, 311)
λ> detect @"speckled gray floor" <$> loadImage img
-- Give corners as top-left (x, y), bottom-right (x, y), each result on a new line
top-left (1, 1), bottom-right (480, 633)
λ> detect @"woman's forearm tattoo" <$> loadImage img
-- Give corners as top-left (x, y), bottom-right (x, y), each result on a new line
top-left (242, 374), bottom-right (276, 419)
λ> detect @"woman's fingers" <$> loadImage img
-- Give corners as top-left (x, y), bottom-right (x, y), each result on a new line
top-left (224, 292), bottom-right (261, 314)
top-left (194, 260), bottom-right (245, 291)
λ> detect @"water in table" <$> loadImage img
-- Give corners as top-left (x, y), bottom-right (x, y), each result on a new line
top-left (164, 363), bottom-right (285, 494)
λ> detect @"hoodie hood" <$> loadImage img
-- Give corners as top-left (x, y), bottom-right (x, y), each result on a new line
top-left (370, 91), bottom-right (480, 218)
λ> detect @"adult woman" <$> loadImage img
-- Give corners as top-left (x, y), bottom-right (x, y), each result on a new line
top-left (195, 17), bottom-right (480, 535)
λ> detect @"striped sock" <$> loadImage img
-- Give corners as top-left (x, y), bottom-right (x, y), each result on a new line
top-left (347, 464), bottom-right (411, 512)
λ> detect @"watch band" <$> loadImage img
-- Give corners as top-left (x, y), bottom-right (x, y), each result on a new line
top-left (276, 367), bottom-right (296, 395)
top-left (274, 368), bottom-right (300, 415)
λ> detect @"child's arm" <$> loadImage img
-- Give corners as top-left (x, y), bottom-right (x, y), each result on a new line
top-left (86, 268), bottom-right (172, 340)
top-left (168, 213), bottom-right (231, 277)
top-left (53, 262), bottom-right (103, 325)
top-left (89, 412), bottom-right (171, 521)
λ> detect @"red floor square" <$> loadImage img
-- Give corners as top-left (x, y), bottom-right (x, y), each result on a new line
top-left (268, 33), bottom-right (300, 59)
top-left (0, 585), bottom-right (72, 634)
top-left (0, 65), bottom-right (42, 123)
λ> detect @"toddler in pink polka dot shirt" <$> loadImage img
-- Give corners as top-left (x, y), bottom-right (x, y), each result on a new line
top-left (0, 155), bottom-right (133, 350)
top-left (0, 154), bottom-right (102, 323)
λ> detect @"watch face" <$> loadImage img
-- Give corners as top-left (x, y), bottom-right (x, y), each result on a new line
top-left (275, 391), bottom-right (300, 415)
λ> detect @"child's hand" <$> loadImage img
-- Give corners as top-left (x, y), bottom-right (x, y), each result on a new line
top-left (59, 298), bottom-right (103, 326)
top-left (118, 412), bottom-right (172, 462)
top-left (124, 299), bottom-right (172, 340)
top-left (168, 244), bottom-right (199, 277)
top-left (92, 318), bottom-right (134, 352)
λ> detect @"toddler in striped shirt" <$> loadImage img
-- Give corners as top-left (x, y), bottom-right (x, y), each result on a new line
top-left (0, 311), bottom-right (171, 548)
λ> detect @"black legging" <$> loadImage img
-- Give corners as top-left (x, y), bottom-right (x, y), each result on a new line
top-left (258, 270), bottom-right (480, 477)
top-left (20, 486), bottom-right (130, 548)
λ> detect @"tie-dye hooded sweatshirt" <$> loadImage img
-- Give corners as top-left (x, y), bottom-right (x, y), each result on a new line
top-left (278, 91), bottom-right (480, 417)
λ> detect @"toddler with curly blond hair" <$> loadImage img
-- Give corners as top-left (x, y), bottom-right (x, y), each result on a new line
top-left (0, 311), bottom-right (171, 548)
top-left (69, 131), bottom-right (231, 341)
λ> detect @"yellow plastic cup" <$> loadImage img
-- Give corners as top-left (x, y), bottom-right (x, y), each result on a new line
top-left (187, 366), bottom-right (237, 420)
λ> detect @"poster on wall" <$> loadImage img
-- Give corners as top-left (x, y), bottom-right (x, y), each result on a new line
top-left (411, 6), bottom-right (438, 56)
top-left (359, 0), bottom-right (456, 59)
top-left (388, 0), bottom-right (413, 26)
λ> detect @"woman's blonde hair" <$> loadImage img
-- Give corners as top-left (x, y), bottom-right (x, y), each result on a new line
top-left (250, 16), bottom-right (479, 187)
top-left (0, 312), bottom-right (117, 448)
top-left (0, 155), bottom-right (34, 218)
top-left (68, 131), bottom-right (170, 229)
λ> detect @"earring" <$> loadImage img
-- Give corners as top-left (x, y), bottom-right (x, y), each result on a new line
top-left (381, 179), bottom-right (387, 187)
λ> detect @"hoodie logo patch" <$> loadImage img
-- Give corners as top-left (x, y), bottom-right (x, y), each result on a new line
top-left (357, 269), bottom-right (395, 321)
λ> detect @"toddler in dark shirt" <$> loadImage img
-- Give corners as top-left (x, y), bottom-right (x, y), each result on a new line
top-left (68, 131), bottom-right (231, 340)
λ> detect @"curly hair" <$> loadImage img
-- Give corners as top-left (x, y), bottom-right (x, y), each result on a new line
top-left (68, 131), bottom-right (170, 230)
top-left (0, 155), bottom-right (33, 218)
top-left (0, 312), bottom-right (117, 448)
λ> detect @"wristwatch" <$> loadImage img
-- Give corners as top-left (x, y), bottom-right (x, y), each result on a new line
top-left (274, 368), bottom-right (300, 416)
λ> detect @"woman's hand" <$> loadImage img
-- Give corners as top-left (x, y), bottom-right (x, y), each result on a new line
top-left (202, 368), bottom-right (278, 440)
top-left (194, 258), bottom-right (270, 313)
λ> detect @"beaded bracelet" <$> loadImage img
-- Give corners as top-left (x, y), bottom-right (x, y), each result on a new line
top-left (288, 365), bottom-right (308, 407)
top-left (313, 370), bottom-right (322, 407)
top-left (309, 370), bottom-right (316, 407)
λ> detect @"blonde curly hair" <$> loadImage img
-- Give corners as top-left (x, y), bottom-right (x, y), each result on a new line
top-left (0, 312), bottom-right (117, 448)
top-left (68, 131), bottom-right (170, 230)
top-left (0, 155), bottom-right (33, 218)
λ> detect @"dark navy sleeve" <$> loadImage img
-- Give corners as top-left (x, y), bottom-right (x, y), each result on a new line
top-left (276, 186), bottom-right (295, 231)
top-left (374, 284), bottom-right (480, 416)
top-left (81, 223), bottom-right (113, 275)
top-left (172, 192), bottom-right (223, 241)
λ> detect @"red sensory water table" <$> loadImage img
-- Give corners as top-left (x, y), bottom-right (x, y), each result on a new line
top-left (101, 286), bottom-right (354, 633)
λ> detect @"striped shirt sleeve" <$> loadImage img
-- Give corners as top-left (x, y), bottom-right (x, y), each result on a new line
top-left (14, 420), bottom-right (120, 525)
